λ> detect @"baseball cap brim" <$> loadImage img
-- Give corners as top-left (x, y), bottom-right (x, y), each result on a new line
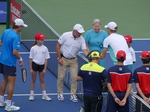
top-left (77, 29), bottom-right (85, 33)
top-left (104, 25), bottom-right (108, 28)
top-left (39, 36), bottom-right (46, 40)
top-left (23, 24), bottom-right (28, 27)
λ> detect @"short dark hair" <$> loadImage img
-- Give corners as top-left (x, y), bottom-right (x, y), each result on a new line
top-left (12, 22), bottom-right (19, 29)
top-left (141, 58), bottom-right (150, 64)
top-left (90, 57), bottom-right (100, 61)
top-left (117, 59), bottom-right (124, 63)
top-left (110, 26), bottom-right (118, 33)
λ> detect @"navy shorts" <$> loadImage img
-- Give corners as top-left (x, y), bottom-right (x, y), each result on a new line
top-left (32, 61), bottom-right (44, 72)
top-left (0, 63), bottom-right (16, 76)
top-left (0, 63), bottom-right (3, 73)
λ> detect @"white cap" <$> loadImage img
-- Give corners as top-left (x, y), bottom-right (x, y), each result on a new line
top-left (14, 18), bottom-right (28, 27)
top-left (104, 22), bottom-right (117, 30)
top-left (73, 24), bottom-right (85, 33)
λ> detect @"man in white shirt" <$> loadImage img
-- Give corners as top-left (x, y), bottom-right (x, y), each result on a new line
top-left (56, 24), bottom-right (89, 102)
top-left (101, 21), bottom-right (132, 66)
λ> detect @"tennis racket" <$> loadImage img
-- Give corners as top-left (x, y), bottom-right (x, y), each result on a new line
top-left (21, 67), bottom-right (27, 83)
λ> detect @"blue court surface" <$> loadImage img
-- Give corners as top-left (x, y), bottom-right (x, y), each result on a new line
top-left (0, 39), bottom-right (149, 112)
top-left (0, 44), bottom-right (83, 112)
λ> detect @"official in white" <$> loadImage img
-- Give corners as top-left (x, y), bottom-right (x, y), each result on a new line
top-left (56, 24), bottom-right (89, 102)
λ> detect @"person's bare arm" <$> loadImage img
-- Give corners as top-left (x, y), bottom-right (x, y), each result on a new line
top-left (56, 42), bottom-right (63, 65)
top-left (107, 83), bottom-right (121, 104)
top-left (42, 59), bottom-right (48, 74)
top-left (13, 49), bottom-right (21, 59)
top-left (123, 84), bottom-right (132, 100)
top-left (119, 83), bottom-right (132, 106)
top-left (56, 42), bottom-right (62, 58)
top-left (83, 49), bottom-right (89, 56)
top-left (13, 49), bottom-right (24, 67)
top-left (135, 83), bottom-right (149, 102)
top-left (29, 59), bottom-right (33, 74)
top-left (0, 40), bottom-right (2, 46)
top-left (76, 76), bottom-right (83, 81)
top-left (86, 43), bottom-right (90, 52)
top-left (101, 47), bottom-right (107, 59)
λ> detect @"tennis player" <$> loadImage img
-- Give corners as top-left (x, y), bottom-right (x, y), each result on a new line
top-left (101, 22), bottom-right (133, 67)
top-left (106, 50), bottom-right (132, 112)
top-left (56, 24), bottom-right (89, 102)
top-left (0, 18), bottom-right (27, 111)
top-left (133, 51), bottom-right (150, 111)
top-left (29, 33), bottom-right (51, 101)
top-left (77, 51), bottom-right (107, 112)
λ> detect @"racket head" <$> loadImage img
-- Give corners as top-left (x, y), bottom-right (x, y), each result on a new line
top-left (21, 68), bottom-right (27, 83)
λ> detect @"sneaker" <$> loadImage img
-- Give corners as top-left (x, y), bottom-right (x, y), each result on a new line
top-left (42, 95), bottom-right (52, 101)
top-left (0, 100), bottom-right (6, 107)
top-left (29, 95), bottom-right (34, 101)
top-left (57, 94), bottom-right (65, 101)
top-left (70, 95), bottom-right (78, 102)
top-left (5, 102), bottom-right (20, 111)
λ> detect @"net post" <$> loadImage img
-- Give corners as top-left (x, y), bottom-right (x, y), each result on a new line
top-left (6, 0), bottom-right (10, 29)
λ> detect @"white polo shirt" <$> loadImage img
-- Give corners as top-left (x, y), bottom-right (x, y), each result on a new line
top-left (103, 33), bottom-right (132, 65)
top-left (58, 31), bottom-right (86, 58)
top-left (29, 45), bottom-right (50, 65)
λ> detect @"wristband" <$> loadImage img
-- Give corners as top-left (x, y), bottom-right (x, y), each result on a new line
top-left (57, 57), bottom-right (61, 60)
top-left (19, 57), bottom-right (23, 62)
top-left (113, 96), bottom-right (117, 99)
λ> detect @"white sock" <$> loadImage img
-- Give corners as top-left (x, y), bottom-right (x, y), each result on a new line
top-left (0, 95), bottom-right (4, 102)
top-left (42, 90), bottom-right (46, 95)
top-left (6, 100), bottom-right (11, 106)
top-left (30, 90), bottom-right (34, 95)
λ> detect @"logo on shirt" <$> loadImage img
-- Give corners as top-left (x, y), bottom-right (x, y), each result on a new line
top-left (90, 64), bottom-right (92, 67)
top-left (146, 67), bottom-right (149, 70)
top-left (89, 71), bottom-right (92, 75)
top-left (119, 67), bottom-right (122, 71)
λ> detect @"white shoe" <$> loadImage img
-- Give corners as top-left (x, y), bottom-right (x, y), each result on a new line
top-left (42, 95), bottom-right (52, 101)
top-left (5, 102), bottom-right (20, 111)
top-left (0, 100), bottom-right (6, 107)
top-left (70, 95), bottom-right (78, 102)
top-left (29, 95), bottom-right (34, 101)
top-left (57, 94), bottom-right (65, 101)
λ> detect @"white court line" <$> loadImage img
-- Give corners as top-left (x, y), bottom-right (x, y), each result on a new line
top-left (18, 51), bottom-right (149, 54)
top-left (4, 93), bottom-right (83, 97)
top-left (4, 92), bottom-right (136, 97)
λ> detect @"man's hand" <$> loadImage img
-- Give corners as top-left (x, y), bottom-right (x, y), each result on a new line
top-left (58, 58), bottom-right (63, 65)
top-left (19, 61), bottom-right (24, 67)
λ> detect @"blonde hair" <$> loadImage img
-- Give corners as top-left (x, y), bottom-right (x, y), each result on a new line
top-left (92, 19), bottom-right (101, 26)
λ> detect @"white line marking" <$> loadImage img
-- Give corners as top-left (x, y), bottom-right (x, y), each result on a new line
top-left (4, 93), bottom-right (83, 97)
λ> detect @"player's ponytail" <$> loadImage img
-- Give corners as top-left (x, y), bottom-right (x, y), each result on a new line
top-left (32, 40), bottom-right (37, 46)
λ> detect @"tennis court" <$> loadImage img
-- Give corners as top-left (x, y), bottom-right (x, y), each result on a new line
top-left (0, 39), bottom-right (149, 112)
top-left (0, 0), bottom-right (150, 112)
top-left (0, 43), bottom-right (83, 112)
